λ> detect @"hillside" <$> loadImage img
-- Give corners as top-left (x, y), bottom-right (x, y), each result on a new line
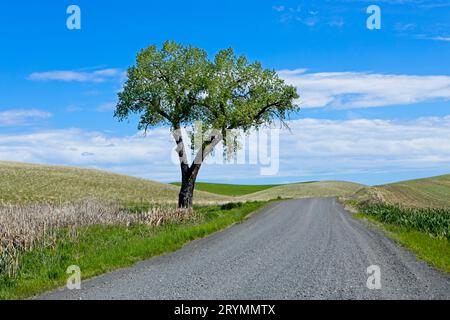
top-left (241, 181), bottom-right (366, 201)
top-left (171, 182), bottom-right (280, 196)
top-left (11, 161), bottom-right (449, 207)
top-left (0, 162), bottom-right (229, 204)
top-left (368, 174), bottom-right (450, 208)
top-left (0, 162), bottom-right (369, 204)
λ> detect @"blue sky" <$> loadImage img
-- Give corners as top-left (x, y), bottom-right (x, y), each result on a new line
top-left (1, 0), bottom-right (450, 185)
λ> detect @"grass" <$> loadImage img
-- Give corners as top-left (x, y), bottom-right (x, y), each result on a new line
top-left (346, 175), bottom-right (450, 274)
top-left (353, 174), bottom-right (450, 208)
top-left (344, 172), bottom-right (450, 273)
top-left (241, 181), bottom-right (365, 201)
top-left (171, 182), bottom-right (280, 196)
top-left (0, 200), bottom-right (269, 300)
top-left (358, 203), bottom-right (450, 239)
top-left (354, 212), bottom-right (450, 274)
top-left (3, 160), bottom-right (449, 299)
top-left (175, 181), bottom-right (364, 199)
top-left (0, 161), bottom-right (228, 205)
top-left (1, 162), bottom-right (367, 204)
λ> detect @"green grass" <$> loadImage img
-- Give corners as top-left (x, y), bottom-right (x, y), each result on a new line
top-left (0, 201), bottom-right (269, 300)
top-left (346, 174), bottom-right (450, 274)
top-left (170, 181), bottom-right (363, 199)
top-left (358, 203), bottom-right (450, 239)
top-left (354, 202), bottom-right (450, 273)
top-left (354, 212), bottom-right (450, 274)
top-left (171, 182), bottom-right (280, 196)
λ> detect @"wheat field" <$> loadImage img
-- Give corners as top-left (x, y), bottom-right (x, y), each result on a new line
top-left (241, 181), bottom-right (365, 201)
top-left (0, 161), bottom-right (229, 205)
top-left (351, 174), bottom-right (450, 208)
top-left (0, 200), bottom-right (195, 278)
top-left (0, 162), bottom-right (367, 204)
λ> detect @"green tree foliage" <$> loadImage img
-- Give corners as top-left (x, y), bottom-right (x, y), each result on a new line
top-left (115, 41), bottom-right (299, 208)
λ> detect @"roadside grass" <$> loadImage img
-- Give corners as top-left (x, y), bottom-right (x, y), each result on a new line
top-left (351, 205), bottom-right (450, 274)
top-left (0, 201), bottom-right (268, 300)
top-left (171, 182), bottom-right (280, 196)
top-left (354, 213), bottom-right (450, 273)
top-left (358, 203), bottom-right (450, 239)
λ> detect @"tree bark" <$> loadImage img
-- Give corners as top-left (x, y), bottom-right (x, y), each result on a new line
top-left (178, 164), bottom-right (201, 208)
top-left (173, 124), bottom-right (222, 209)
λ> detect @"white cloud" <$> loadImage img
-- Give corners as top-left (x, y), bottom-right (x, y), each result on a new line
top-left (0, 128), bottom-right (178, 180)
top-left (279, 69), bottom-right (450, 108)
top-left (431, 36), bottom-right (450, 42)
top-left (96, 102), bottom-right (116, 112)
top-left (28, 68), bottom-right (123, 83)
top-left (394, 22), bottom-right (416, 32)
top-left (280, 117), bottom-right (450, 177)
top-left (0, 109), bottom-right (52, 126)
top-left (272, 5), bottom-right (285, 12)
top-left (1, 116), bottom-right (450, 182)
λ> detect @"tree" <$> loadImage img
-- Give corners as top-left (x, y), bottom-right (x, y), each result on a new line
top-left (115, 41), bottom-right (299, 208)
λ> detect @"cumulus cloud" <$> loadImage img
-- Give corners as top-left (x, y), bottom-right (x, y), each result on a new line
top-left (278, 69), bottom-right (450, 108)
top-left (0, 128), bottom-right (179, 180)
top-left (280, 116), bottom-right (450, 178)
top-left (1, 116), bottom-right (450, 182)
top-left (0, 109), bottom-right (52, 126)
top-left (28, 68), bottom-right (124, 83)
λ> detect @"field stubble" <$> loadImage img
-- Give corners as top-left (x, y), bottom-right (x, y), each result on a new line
top-left (0, 200), bottom-right (195, 279)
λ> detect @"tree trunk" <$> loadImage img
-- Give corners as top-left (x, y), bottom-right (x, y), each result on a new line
top-left (178, 178), bottom-right (195, 209)
top-left (178, 164), bottom-right (201, 209)
top-left (173, 123), bottom-right (221, 209)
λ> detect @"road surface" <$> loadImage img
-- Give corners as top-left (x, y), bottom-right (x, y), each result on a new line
top-left (37, 198), bottom-right (450, 300)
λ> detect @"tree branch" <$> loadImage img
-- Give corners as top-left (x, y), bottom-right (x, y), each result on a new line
top-left (227, 101), bottom-right (282, 130)
top-left (138, 98), bottom-right (174, 123)
top-left (254, 101), bottom-right (281, 121)
top-left (192, 133), bottom-right (223, 167)
top-left (172, 124), bottom-right (189, 166)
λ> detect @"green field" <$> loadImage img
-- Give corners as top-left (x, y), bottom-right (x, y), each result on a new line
top-left (354, 211), bottom-right (450, 274)
top-left (171, 182), bottom-right (280, 196)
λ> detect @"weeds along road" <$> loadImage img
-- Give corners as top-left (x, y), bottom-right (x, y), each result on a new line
top-left (38, 198), bottom-right (450, 300)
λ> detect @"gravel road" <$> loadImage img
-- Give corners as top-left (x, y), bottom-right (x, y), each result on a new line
top-left (37, 198), bottom-right (450, 300)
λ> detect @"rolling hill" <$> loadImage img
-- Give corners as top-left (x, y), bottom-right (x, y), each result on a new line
top-left (2, 161), bottom-right (448, 208)
top-left (241, 181), bottom-right (366, 201)
top-left (367, 174), bottom-right (450, 208)
top-left (0, 162), bottom-right (367, 205)
top-left (0, 162), bottom-right (229, 204)
top-left (170, 182), bottom-right (280, 196)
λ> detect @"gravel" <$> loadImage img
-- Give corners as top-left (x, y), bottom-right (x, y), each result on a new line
top-left (37, 198), bottom-right (450, 300)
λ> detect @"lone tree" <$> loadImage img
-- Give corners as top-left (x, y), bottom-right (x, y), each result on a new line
top-left (115, 41), bottom-right (299, 208)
